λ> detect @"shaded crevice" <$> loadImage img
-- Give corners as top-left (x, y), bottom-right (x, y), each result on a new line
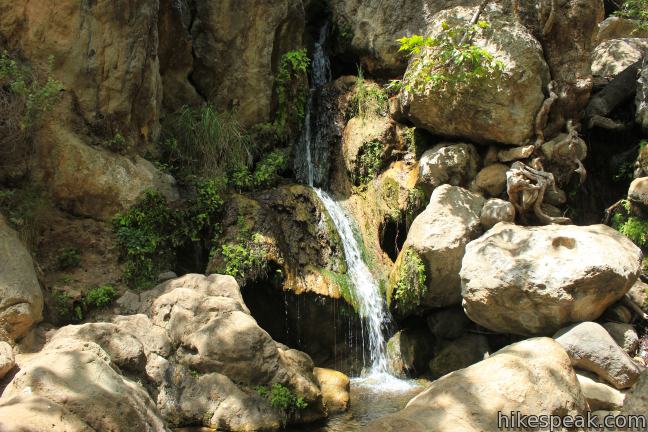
top-left (379, 213), bottom-right (407, 263)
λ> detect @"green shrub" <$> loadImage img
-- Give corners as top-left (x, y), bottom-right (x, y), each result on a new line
top-left (52, 291), bottom-right (83, 323)
top-left (614, 0), bottom-right (648, 30)
top-left (388, 20), bottom-right (505, 96)
top-left (228, 148), bottom-right (290, 192)
top-left (57, 248), bottom-right (81, 270)
top-left (611, 199), bottom-right (648, 248)
top-left (392, 248), bottom-right (427, 316)
top-left (221, 233), bottom-right (267, 280)
top-left (161, 104), bottom-right (251, 178)
top-left (255, 384), bottom-right (308, 414)
top-left (273, 49), bottom-right (310, 141)
top-left (85, 284), bottom-right (117, 308)
top-left (353, 140), bottom-right (385, 186)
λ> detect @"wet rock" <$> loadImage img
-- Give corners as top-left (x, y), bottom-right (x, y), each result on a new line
top-left (426, 308), bottom-right (470, 340)
top-left (480, 199), bottom-right (516, 230)
top-left (314, 368), bottom-right (350, 414)
top-left (388, 185), bottom-right (485, 317)
top-left (604, 323), bottom-right (640, 355)
top-left (0, 215), bottom-right (43, 341)
top-left (342, 116), bottom-right (395, 185)
top-left (473, 163), bottom-right (508, 197)
top-left (592, 38), bottom-right (648, 77)
top-left (418, 143), bottom-right (481, 191)
top-left (364, 338), bottom-right (588, 431)
top-left (461, 223), bottom-right (642, 336)
top-left (386, 329), bottom-right (433, 377)
top-left (554, 322), bottom-right (644, 389)
top-left (428, 334), bottom-right (489, 379)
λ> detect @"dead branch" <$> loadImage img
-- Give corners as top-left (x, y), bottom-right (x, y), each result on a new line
top-left (534, 81), bottom-right (558, 146)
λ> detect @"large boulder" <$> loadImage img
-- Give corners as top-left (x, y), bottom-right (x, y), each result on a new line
top-left (342, 116), bottom-right (395, 185)
top-left (0, 339), bottom-right (169, 432)
top-left (398, 5), bottom-right (549, 146)
top-left (388, 185), bottom-right (485, 317)
top-left (591, 38), bottom-right (648, 77)
top-left (0, 216), bottom-right (43, 341)
top-left (417, 143), bottom-right (481, 191)
top-left (313, 368), bottom-right (350, 414)
top-left (596, 16), bottom-right (648, 44)
top-left (428, 334), bottom-right (489, 379)
top-left (364, 338), bottom-right (588, 431)
top-left (0, 341), bottom-right (14, 379)
top-left (0, 0), bottom-right (162, 148)
top-left (37, 125), bottom-right (178, 220)
top-left (386, 329), bottom-right (433, 377)
top-left (461, 223), bottom-right (642, 336)
top-left (190, 0), bottom-right (305, 127)
top-left (622, 370), bottom-right (648, 417)
top-left (554, 322), bottom-right (644, 390)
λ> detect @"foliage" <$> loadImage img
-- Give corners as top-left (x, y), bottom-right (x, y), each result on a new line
top-left (0, 185), bottom-right (48, 247)
top-left (104, 133), bottom-right (128, 154)
top-left (388, 20), bottom-right (505, 97)
top-left (349, 66), bottom-right (388, 119)
top-left (221, 233), bottom-right (267, 280)
top-left (161, 104), bottom-right (251, 178)
top-left (272, 49), bottom-right (310, 142)
top-left (57, 247), bottom-right (81, 270)
top-left (614, 0), bottom-right (648, 30)
top-left (85, 284), bottom-right (117, 308)
top-left (52, 291), bottom-right (84, 323)
top-left (253, 148), bottom-right (290, 187)
top-left (256, 384), bottom-right (308, 414)
top-left (614, 162), bottom-right (635, 183)
top-left (0, 51), bottom-right (63, 132)
top-left (392, 248), bottom-right (427, 315)
top-left (611, 200), bottom-right (648, 248)
top-left (353, 140), bottom-right (385, 186)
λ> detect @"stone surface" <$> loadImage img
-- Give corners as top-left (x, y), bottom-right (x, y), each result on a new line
top-left (364, 338), bottom-right (588, 432)
top-left (0, 339), bottom-right (169, 432)
top-left (461, 223), bottom-right (642, 336)
top-left (628, 176), bottom-right (648, 207)
top-left (314, 368), bottom-right (350, 414)
top-left (637, 56), bottom-right (648, 133)
top-left (628, 280), bottom-right (648, 313)
top-left (498, 145), bottom-right (535, 162)
top-left (37, 125), bottom-right (178, 220)
top-left (480, 198), bottom-right (516, 230)
top-left (591, 38), bottom-right (648, 77)
top-left (386, 329), bottom-right (433, 377)
top-left (418, 143), bottom-right (481, 191)
top-left (0, 341), bottom-right (14, 379)
top-left (473, 163), bottom-right (508, 197)
top-left (0, 215), bottom-right (43, 341)
top-left (426, 307), bottom-right (470, 340)
top-left (604, 323), bottom-right (640, 355)
top-left (555, 322), bottom-right (644, 389)
top-left (399, 5), bottom-right (549, 146)
top-left (428, 334), bottom-right (489, 379)
top-left (622, 370), bottom-right (648, 417)
top-left (342, 116), bottom-right (395, 183)
top-left (388, 185), bottom-right (485, 316)
top-left (0, 0), bottom-right (163, 148)
top-left (576, 373), bottom-right (625, 411)
top-left (596, 16), bottom-right (648, 44)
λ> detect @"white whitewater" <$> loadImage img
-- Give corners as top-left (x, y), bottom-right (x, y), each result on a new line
top-left (300, 24), bottom-right (411, 390)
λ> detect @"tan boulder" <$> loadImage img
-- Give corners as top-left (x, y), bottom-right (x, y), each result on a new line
top-left (461, 223), bottom-right (642, 336)
top-left (628, 176), bottom-right (648, 207)
top-left (480, 198), bottom-right (515, 230)
top-left (474, 163), bottom-right (508, 197)
top-left (596, 16), bottom-right (648, 44)
top-left (364, 338), bottom-right (587, 431)
top-left (0, 341), bottom-right (14, 379)
top-left (576, 373), bottom-right (626, 411)
top-left (591, 38), bottom-right (648, 77)
top-left (0, 216), bottom-right (43, 341)
top-left (418, 143), bottom-right (481, 190)
top-left (314, 368), bottom-right (350, 414)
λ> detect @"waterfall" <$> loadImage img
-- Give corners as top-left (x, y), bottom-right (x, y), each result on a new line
top-left (298, 24), bottom-right (408, 387)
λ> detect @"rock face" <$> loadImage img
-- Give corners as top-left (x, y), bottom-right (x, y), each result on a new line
top-left (0, 0), bottom-right (162, 148)
top-left (342, 116), bottom-right (395, 184)
top-left (637, 56), bottom-right (648, 133)
top-left (313, 368), bottom-right (350, 414)
top-left (479, 198), bottom-right (516, 230)
top-left (0, 341), bottom-right (14, 379)
top-left (364, 338), bottom-right (588, 432)
top-left (591, 38), bottom-right (648, 77)
top-left (0, 216), bottom-right (43, 341)
top-left (554, 322), bottom-right (644, 390)
top-left (398, 5), bottom-right (549, 146)
top-left (0, 339), bottom-right (169, 432)
top-left (190, 0), bottom-right (305, 127)
top-left (576, 373), bottom-right (625, 411)
top-left (388, 185), bottom-right (485, 316)
top-left (417, 143), bottom-right (481, 191)
top-left (386, 329), bottom-right (433, 377)
top-left (428, 334), bottom-right (489, 379)
top-left (37, 125), bottom-right (178, 220)
top-left (461, 223), bottom-right (642, 336)
top-left (622, 370), bottom-right (648, 417)
top-left (603, 323), bottom-right (640, 355)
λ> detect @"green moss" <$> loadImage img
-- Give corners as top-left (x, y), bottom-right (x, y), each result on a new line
top-left (353, 140), bottom-right (385, 186)
top-left (391, 248), bottom-right (427, 316)
top-left (321, 268), bottom-right (356, 309)
top-left (403, 127), bottom-right (430, 159)
top-left (611, 199), bottom-right (648, 248)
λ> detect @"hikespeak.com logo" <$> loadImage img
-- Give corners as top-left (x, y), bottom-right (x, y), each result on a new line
top-left (498, 411), bottom-right (648, 431)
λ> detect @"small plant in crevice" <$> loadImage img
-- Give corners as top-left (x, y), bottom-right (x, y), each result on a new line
top-left (56, 247), bottom-right (81, 271)
top-left (255, 384), bottom-right (308, 415)
top-left (611, 199), bottom-right (648, 248)
top-left (349, 66), bottom-right (388, 120)
top-left (391, 248), bottom-right (427, 316)
top-left (387, 20), bottom-right (505, 98)
top-left (220, 232), bottom-right (268, 280)
top-left (271, 49), bottom-right (310, 143)
top-left (104, 132), bottom-right (128, 154)
top-left (85, 284), bottom-right (117, 308)
top-left (352, 140), bottom-right (385, 186)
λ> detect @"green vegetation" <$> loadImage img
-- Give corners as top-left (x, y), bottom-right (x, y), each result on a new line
top-left (321, 268), bottom-right (357, 309)
top-left (85, 284), bottom-right (117, 308)
top-left (57, 247), bottom-right (81, 270)
top-left (0, 51), bottom-right (63, 133)
top-left (161, 104), bottom-right (251, 178)
top-left (388, 20), bottom-right (505, 96)
top-left (612, 200), bottom-right (648, 248)
top-left (229, 148), bottom-right (290, 192)
top-left (256, 384), bottom-right (308, 415)
top-left (614, 162), bottom-right (635, 183)
top-left (353, 140), bottom-right (385, 186)
top-left (614, 0), bottom-right (648, 30)
top-left (104, 133), bottom-right (128, 154)
top-left (272, 49), bottom-right (310, 142)
top-left (350, 66), bottom-right (387, 119)
top-left (0, 185), bottom-right (48, 247)
top-left (391, 248), bottom-right (427, 316)
top-left (221, 234), bottom-right (267, 280)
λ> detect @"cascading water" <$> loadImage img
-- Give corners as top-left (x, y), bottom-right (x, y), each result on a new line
top-left (298, 24), bottom-right (409, 389)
